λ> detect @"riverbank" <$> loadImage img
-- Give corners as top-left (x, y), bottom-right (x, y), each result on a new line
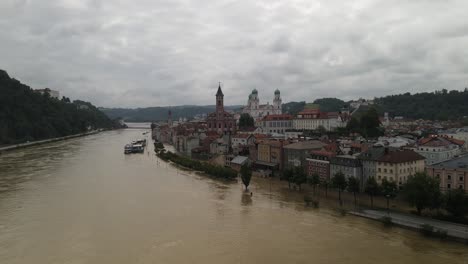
top-left (0, 130), bottom-right (104, 154)
top-left (349, 209), bottom-right (468, 243)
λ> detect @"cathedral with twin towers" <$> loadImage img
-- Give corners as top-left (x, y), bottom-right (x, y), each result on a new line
top-left (242, 89), bottom-right (282, 119)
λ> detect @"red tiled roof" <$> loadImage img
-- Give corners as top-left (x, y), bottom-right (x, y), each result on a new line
top-left (377, 149), bottom-right (425, 163)
top-left (418, 136), bottom-right (465, 147)
top-left (310, 150), bottom-right (336, 158)
top-left (233, 134), bottom-right (253, 139)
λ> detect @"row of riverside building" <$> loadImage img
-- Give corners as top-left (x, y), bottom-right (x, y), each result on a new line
top-left (152, 85), bottom-right (468, 193)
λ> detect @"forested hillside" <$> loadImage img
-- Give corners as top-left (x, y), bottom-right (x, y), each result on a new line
top-left (375, 89), bottom-right (468, 120)
top-left (0, 70), bottom-right (117, 145)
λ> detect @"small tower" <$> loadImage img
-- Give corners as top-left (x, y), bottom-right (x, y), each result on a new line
top-left (168, 109), bottom-right (173, 127)
top-left (273, 89), bottom-right (282, 114)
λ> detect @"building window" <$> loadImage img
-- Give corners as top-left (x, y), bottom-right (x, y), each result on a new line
top-left (384, 169), bottom-right (387, 173)
top-left (447, 184), bottom-right (451, 189)
top-left (448, 175), bottom-right (452, 180)
top-left (378, 168), bottom-right (381, 172)
top-left (459, 176), bottom-right (464, 182)
top-left (459, 185), bottom-right (463, 189)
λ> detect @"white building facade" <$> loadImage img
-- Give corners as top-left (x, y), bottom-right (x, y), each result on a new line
top-left (242, 89), bottom-right (282, 119)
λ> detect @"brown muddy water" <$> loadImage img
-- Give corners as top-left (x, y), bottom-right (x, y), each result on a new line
top-left (0, 129), bottom-right (467, 264)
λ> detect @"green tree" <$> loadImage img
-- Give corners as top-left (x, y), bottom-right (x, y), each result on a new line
top-left (443, 189), bottom-right (468, 218)
top-left (238, 113), bottom-right (254, 129)
top-left (346, 117), bottom-right (360, 134)
top-left (240, 164), bottom-right (252, 191)
top-left (381, 178), bottom-right (398, 213)
top-left (403, 172), bottom-right (441, 215)
top-left (360, 107), bottom-right (382, 138)
top-left (365, 177), bottom-right (380, 208)
top-left (320, 179), bottom-right (331, 197)
top-left (282, 168), bottom-right (294, 189)
top-left (332, 172), bottom-right (348, 204)
top-left (293, 167), bottom-right (307, 191)
top-left (308, 173), bottom-right (320, 195)
top-left (347, 177), bottom-right (360, 207)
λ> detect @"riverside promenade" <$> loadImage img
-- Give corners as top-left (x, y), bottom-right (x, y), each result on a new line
top-left (0, 130), bottom-right (103, 154)
top-left (350, 209), bottom-right (468, 242)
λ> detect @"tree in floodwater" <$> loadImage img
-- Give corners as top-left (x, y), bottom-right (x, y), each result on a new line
top-left (443, 189), bottom-right (468, 218)
top-left (282, 168), bottom-right (294, 189)
top-left (293, 166), bottom-right (307, 191)
top-left (332, 171), bottom-right (347, 205)
top-left (308, 173), bottom-right (320, 196)
top-left (365, 177), bottom-right (380, 208)
top-left (240, 164), bottom-right (252, 191)
top-left (347, 177), bottom-right (360, 207)
top-left (403, 172), bottom-right (441, 215)
top-left (320, 179), bottom-right (331, 198)
top-left (381, 178), bottom-right (398, 213)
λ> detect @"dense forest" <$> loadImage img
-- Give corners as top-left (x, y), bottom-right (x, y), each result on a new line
top-left (0, 70), bottom-right (118, 145)
top-left (374, 89), bottom-right (468, 120)
top-left (101, 105), bottom-right (242, 122)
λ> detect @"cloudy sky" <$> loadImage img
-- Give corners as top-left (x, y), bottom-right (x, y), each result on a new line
top-left (1, 0), bottom-right (467, 108)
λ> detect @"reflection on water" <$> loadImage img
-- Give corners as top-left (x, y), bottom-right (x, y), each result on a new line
top-left (0, 129), bottom-right (467, 264)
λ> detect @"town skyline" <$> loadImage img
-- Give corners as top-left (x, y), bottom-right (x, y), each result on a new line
top-left (1, 0), bottom-right (468, 108)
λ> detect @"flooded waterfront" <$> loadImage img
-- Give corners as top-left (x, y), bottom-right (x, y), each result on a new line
top-left (0, 129), bottom-right (467, 264)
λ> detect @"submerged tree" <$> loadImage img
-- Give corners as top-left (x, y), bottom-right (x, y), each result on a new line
top-left (443, 189), bottom-right (468, 218)
top-left (332, 171), bottom-right (348, 205)
top-left (365, 177), bottom-right (380, 208)
top-left (347, 177), bottom-right (360, 207)
top-left (240, 164), bottom-right (252, 191)
top-left (403, 172), bottom-right (441, 215)
top-left (308, 173), bottom-right (320, 195)
top-left (293, 167), bottom-right (307, 191)
top-left (381, 178), bottom-right (398, 213)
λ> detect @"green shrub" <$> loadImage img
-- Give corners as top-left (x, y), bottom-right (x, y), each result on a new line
top-left (420, 224), bottom-right (434, 236)
top-left (435, 229), bottom-right (448, 240)
top-left (380, 216), bottom-right (393, 227)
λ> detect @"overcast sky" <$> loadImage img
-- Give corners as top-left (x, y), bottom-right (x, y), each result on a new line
top-left (1, 0), bottom-right (467, 108)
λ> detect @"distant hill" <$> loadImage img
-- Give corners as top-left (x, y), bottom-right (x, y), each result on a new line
top-left (101, 105), bottom-right (243, 122)
top-left (103, 89), bottom-right (468, 123)
top-left (374, 89), bottom-right (468, 120)
top-left (0, 69), bottom-right (117, 145)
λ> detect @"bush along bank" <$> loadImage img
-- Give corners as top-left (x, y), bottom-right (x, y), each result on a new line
top-left (156, 148), bottom-right (237, 180)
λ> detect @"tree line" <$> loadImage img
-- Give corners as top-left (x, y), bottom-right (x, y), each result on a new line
top-left (283, 168), bottom-right (468, 223)
top-left (156, 149), bottom-right (238, 180)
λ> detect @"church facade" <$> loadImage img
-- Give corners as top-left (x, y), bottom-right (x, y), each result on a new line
top-left (242, 89), bottom-right (282, 119)
top-left (206, 84), bottom-right (236, 135)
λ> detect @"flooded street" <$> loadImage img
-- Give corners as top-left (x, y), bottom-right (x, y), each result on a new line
top-left (0, 129), bottom-right (467, 264)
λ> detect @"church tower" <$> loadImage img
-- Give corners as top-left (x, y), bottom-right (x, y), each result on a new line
top-left (273, 89), bottom-right (282, 114)
top-left (216, 83), bottom-right (224, 115)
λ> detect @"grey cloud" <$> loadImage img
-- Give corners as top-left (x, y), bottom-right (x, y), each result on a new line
top-left (0, 0), bottom-right (467, 108)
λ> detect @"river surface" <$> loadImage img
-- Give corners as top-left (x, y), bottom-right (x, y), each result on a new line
top-left (0, 129), bottom-right (467, 264)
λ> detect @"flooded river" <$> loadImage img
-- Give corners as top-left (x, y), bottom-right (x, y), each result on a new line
top-left (0, 129), bottom-right (467, 263)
